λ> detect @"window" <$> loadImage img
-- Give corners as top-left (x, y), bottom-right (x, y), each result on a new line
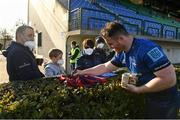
top-left (38, 32), bottom-right (42, 47)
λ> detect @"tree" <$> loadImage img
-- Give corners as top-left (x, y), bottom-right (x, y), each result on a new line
top-left (0, 29), bottom-right (13, 50)
top-left (0, 19), bottom-right (26, 50)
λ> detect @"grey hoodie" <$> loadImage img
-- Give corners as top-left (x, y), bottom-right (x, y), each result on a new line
top-left (44, 62), bottom-right (65, 77)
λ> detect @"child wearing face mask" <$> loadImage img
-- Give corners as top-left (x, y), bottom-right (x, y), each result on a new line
top-left (76, 39), bottom-right (103, 70)
top-left (44, 48), bottom-right (65, 77)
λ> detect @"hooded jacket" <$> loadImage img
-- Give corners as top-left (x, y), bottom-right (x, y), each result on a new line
top-left (76, 50), bottom-right (105, 70)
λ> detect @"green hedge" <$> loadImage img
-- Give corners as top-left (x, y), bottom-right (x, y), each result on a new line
top-left (0, 68), bottom-right (179, 119)
top-left (0, 70), bottom-right (146, 119)
top-left (175, 66), bottom-right (180, 89)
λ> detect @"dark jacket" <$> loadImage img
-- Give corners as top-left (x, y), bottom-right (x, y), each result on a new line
top-left (2, 41), bottom-right (44, 81)
top-left (94, 48), bottom-right (107, 63)
top-left (106, 50), bottom-right (115, 61)
top-left (76, 51), bottom-right (105, 70)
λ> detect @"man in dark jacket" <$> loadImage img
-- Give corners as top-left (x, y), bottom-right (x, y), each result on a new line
top-left (94, 36), bottom-right (107, 64)
top-left (2, 25), bottom-right (44, 81)
top-left (76, 39), bottom-right (106, 70)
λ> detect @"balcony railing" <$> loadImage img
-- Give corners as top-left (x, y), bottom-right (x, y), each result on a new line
top-left (69, 8), bottom-right (180, 40)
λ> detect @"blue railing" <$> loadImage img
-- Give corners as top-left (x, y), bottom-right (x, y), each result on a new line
top-left (69, 8), bottom-right (115, 30)
top-left (69, 8), bottom-right (180, 40)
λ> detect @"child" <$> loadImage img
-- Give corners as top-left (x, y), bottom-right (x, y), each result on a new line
top-left (44, 48), bottom-right (65, 77)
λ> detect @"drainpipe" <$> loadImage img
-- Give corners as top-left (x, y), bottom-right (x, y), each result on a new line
top-left (65, 35), bottom-right (71, 74)
top-left (27, 0), bottom-right (30, 25)
top-left (68, 0), bottom-right (71, 31)
top-left (66, 0), bottom-right (71, 74)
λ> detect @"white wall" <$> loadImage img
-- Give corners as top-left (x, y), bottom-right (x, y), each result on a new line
top-left (29, 0), bottom-right (68, 64)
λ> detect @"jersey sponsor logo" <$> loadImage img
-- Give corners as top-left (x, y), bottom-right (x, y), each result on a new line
top-left (147, 47), bottom-right (164, 62)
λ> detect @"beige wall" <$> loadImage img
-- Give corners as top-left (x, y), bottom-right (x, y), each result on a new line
top-left (28, 0), bottom-right (99, 73)
top-left (29, 0), bottom-right (68, 62)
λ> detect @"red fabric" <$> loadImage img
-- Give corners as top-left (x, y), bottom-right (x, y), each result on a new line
top-left (58, 75), bottom-right (107, 88)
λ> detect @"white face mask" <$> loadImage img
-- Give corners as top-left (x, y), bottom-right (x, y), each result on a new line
top-left (97, 43), bottom-right (105, 48)
top-left (24, 41), bottom-right (35, 51)
top-left (57, 59), bottom-right (64, 65)
top-left (84, 48), bottom-right (94, 55)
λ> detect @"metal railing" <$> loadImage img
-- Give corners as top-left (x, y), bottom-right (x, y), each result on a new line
top-left (69, 8), bottom-right (180, 40)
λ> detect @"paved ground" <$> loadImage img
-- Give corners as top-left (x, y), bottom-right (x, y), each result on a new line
top-left (0, 52), bottom-right (9, 84)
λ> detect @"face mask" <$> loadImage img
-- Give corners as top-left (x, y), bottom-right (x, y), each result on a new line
top-left (24, 41), bottom-right (35, 51)
top-left (84, 48), bottom-right (94, 55)
top-left (57, 59), bottom-right (64, 65)
top-left (97, 43), bottom-right (105, 48)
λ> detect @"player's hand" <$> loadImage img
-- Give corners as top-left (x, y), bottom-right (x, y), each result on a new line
top-left (123, 83), bottom-right (140, 94)
top-left (73, 70), bottom-right (83, 76)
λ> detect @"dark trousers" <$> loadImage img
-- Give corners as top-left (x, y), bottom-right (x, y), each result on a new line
top-left (145, 95), bottom-right (179, 119)
top-left (70, 63), bottom-right (75, 73)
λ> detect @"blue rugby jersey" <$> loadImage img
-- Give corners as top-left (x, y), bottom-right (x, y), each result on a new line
top-left (111, 38), bottom-right (177, 98)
